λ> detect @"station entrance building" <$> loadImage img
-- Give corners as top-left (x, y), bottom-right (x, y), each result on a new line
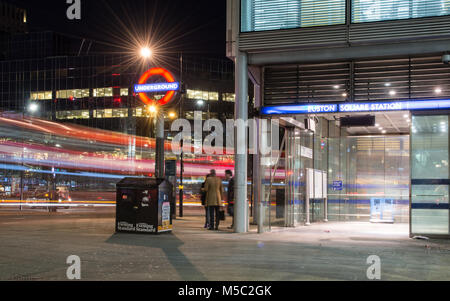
top-left (227, 0), bottom-right (450, 237)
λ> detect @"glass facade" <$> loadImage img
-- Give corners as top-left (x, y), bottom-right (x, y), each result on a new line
top-left (328, 136), bottom-right (410, 223)
top-left (411, 115), bottom-right (450, 235)
top-left (257, 118), bottom-right (411, 232)
top-left (241, 0), bottom-right (346, 32)
top-left (352, 0), bottom-right (450, 23)
top-left (241, 0), bottom-right (450, 32)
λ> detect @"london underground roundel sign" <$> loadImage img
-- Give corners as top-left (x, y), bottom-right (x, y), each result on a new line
top-left (134, 68), bottom-right (180, 106)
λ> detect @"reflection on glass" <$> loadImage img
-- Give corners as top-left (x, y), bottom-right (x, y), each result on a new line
top-left (411, 115), bottom-right (449, 235)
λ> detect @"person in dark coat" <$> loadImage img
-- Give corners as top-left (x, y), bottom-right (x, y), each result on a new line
top-left (204, 169), bottom-right (223, 230)
top-left (225, 170), bottom-right (235, 229)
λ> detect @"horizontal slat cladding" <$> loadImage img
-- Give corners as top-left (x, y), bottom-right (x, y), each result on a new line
top-left (264, 55), bottom-right (450, 105)
top-left (264, 63), bottom-right (350, 104)
top-left (355, 56), bottom-right (450, 101)
top-left (239, 26), bottom-right (347, 51)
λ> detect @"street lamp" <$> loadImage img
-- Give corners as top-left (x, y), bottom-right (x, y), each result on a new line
top-left (140, 47), bottom-right (152, 59)
top-left (28, 103), bottom-right (38, 113)
top-left (148, 105), bottom-right (157, 114)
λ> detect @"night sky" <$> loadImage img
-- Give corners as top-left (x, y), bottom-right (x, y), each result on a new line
top-left (5, 0), bottom-right (227, 57)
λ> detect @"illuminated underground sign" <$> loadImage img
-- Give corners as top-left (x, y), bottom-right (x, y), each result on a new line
top-left (134, 68), bottom-right (180, 106)
top-left (261, 99), bottom-right (450, 115)
top-left (134, 82), bottom-right (180, 93)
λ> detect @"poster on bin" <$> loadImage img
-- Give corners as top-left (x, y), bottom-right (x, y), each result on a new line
top-left (158, 189), bottom-right (172, 232)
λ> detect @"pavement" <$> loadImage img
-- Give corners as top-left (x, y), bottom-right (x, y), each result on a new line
top-left (0, 208), bottom-right (449, 281)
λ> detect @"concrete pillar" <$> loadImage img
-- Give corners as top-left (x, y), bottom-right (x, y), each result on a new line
top-left (234, 51), bottom-right (249, 233)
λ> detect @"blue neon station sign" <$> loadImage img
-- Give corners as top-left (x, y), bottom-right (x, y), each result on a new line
top-left (261, 99), bottom-right (450, 115)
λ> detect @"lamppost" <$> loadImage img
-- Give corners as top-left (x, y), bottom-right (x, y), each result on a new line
top-left (140, 47), bottom-right (165, 179)
top-left (179, 53), bottom-right (184, 218)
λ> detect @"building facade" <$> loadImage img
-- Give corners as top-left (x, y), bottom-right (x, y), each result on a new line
top-left (228, 0), bottom-right (450, 237)
top-left (0, 30), bottom-right (236, 207)
top-left (0, 31), bottom-right (236, 136)
top-left (0, 1), bottom-right (27, 34)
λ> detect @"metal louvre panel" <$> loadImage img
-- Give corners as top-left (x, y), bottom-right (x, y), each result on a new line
top-left (239, 25), bottom-right (348, 51)
top-left (264, 63), bottom-right (350, 104)
top-left (354, 56), bottom-right (450, 101)
top-left (264, 55), bottom-right (450, 105)
top-left (349, 16), bottom-right (450, 43)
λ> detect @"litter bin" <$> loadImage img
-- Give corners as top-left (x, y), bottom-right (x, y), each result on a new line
top-left (116, 178), bottom-right (173, 234)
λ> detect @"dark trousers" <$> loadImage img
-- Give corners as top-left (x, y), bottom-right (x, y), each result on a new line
top-left (204, 206), bottom-right (209, 226)
top-left (228, 204), bottom-right (234, 226)
top-left (208, 206), bottom-right (220, 229)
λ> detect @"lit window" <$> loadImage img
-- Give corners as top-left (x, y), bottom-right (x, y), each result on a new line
top-left (185, 111), bottom-right (195, 120)
top-left (352, 0), bottom-right (450, 23)
top-left (94, 109), bottom-right (114, 118)
top-left (120, 88), bottom-right (129, 96)
top-left (56, 90), bottom-right (67, 99)
top-left (105, 88), bottom-right (113, 97)
top-left (56, 110), bottom-right (89, 120)
top-left (104, 109), bottom-right (113, 118)
top-left (112, 109), bottom-right (128, 118)
top-left (93, 88), bottom-right (105, 97)
top-left (242, 0), bottom-right (346, 32)
top-left (187, 89), bottom-right (220, 101)
top-left (56, 89), bottom-right (89, 99)
top-left (134, 107), bottom-right (143, 117)
top-left (209, 92), bottom-right (219, 101)
top-left (187, 89), bottom-right (196, 99)
top-left (223, 93), bottom-right (236, 102)
top-left (31, 91), bottom-right (52, 100)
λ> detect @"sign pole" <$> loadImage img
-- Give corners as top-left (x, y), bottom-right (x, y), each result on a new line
top-left (155, 109), bottom-right (165, 179)
top-left (179, 53), bottom-right (184, 218)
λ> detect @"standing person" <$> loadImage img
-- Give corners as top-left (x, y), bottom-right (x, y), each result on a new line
top-left (225, 170), bottom-right (235, 229)
top-left (200, 174), bottom-right (211, 229)
top-left (204, 169), bottom-right (223, 230)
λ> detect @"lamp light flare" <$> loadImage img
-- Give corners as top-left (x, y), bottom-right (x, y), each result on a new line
top-left (28, 103), bottom-right (38, 113)
top-left (140, 47), bottom-right (152, 59)
top-left (148, 105), bottom-right (157, 113)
